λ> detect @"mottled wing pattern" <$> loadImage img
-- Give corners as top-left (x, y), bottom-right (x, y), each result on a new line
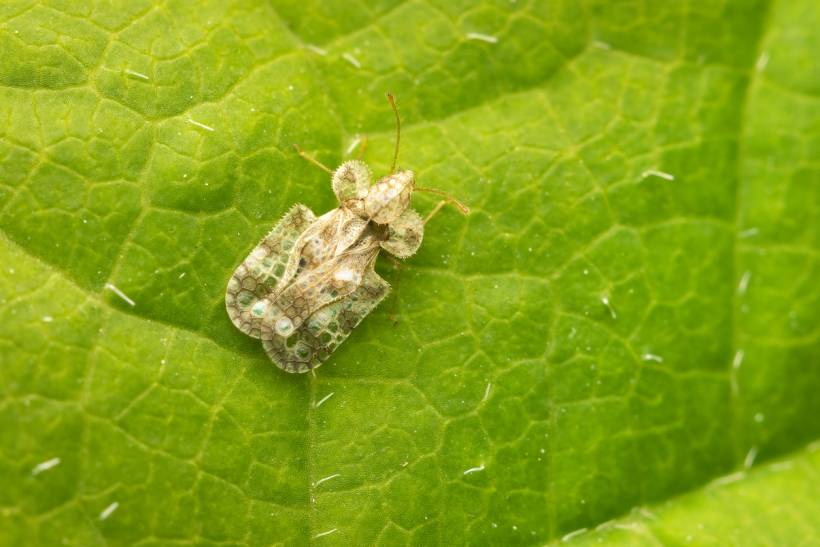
top-left (289, 208), bottom-right (368, 273)
top-left (225, 204), bottom-right (315, 338)
top-left (263, 231), bottom-right (382, 333)
top-left (262, 269), bottom-right (390, 373)
top-left (380, 207), bottom-right (424, 258)
top-left (277, 209), bottom-right (336, 285)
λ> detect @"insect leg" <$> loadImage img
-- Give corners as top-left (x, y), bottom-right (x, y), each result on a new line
top-left (355, 135), bottom-right (368, 160)
top-left (423, 200), bottom-right (449, 225)
top-left (293, 144), bottom-right (332, 174)
top-left (383, 254), bottom-right (404, 325)
top-left (416, 187), bottom-right (470, 222)
top-left (422, 198), bottom-right (470, 225)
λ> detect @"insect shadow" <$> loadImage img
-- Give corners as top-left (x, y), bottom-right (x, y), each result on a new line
top-left (226, 94), bottom-right (468, 373)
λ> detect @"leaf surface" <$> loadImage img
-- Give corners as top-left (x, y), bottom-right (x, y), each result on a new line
top-left (562, 446), bottom-right (820, 546)
top-left (1, 1), bottom-right (818, 545)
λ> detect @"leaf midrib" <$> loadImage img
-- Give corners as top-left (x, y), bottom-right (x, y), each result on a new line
top-left (728, 0), bottom-right (773, 466)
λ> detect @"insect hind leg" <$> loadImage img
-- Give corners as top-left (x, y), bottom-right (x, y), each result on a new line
top-left (355, 135), bottom-right (368, 160)
top-left (383, 255), bottom-right (404, 325)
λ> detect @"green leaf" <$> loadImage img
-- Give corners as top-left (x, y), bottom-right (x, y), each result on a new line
top-left (1, 1), bottom-right (817, 545)
top-left (563, 445), bottom-right (820, 546)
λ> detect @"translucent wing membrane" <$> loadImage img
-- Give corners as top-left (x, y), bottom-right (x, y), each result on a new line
top-left (262, 269), bottom-right (390, 373)
top-left (225, 204), bottom-right (316, 338)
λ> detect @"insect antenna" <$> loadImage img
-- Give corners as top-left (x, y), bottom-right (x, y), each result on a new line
top-left (387, 92), bottom-right (401, 174)
top-left (415, 186), bottom-right (470, 220)
top-left (293, 144), bottom-right (332, 174)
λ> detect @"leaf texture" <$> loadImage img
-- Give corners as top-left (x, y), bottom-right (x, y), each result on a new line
top-left (0, 0), bottom-right (818, 545)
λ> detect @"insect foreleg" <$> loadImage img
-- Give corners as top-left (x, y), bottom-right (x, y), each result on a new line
top-left (355, 135), bottom-right (368, 161)
top-left (423, 198), bottom-right (470, 225)
top-left (293, 144), bottom-right (333, 174)
top-left (416, 187), bottom-right (470, 221)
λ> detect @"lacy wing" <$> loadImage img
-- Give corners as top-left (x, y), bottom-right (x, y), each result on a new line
top-left (261, 269), bottom-right (390, 373)
top-left (225, 204), bottom-right (316, 338)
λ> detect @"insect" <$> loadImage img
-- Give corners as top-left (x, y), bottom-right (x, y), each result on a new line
top-left (225, 94), bottom-right (468, 373)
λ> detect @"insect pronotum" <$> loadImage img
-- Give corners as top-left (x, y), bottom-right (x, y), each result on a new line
top-left (225, 94), bottom-right (469, 373)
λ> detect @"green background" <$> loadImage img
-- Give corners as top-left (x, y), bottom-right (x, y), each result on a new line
top-left (1, 0), bottom-right (818, 545)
